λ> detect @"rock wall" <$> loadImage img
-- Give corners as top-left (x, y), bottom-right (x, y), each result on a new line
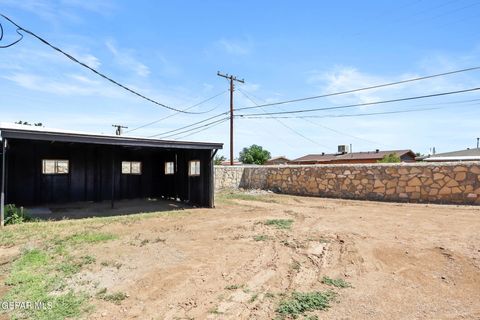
top-left (215, 162), bottom-right (480, 205)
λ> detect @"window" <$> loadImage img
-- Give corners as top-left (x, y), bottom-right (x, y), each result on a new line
top-left (165, 161), bottom-right (174, 175)
top-left (122, 161), bottom-right (142, 175)
top-left (42, 160), bottom-right (69, 174)
top-left (188, 160), bottom-right (200, 176)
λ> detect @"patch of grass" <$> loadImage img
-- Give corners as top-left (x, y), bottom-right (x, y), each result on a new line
top-left (217, 192), bottom-right (278, 204)
top-left (253, 235), bottom-right (269, 241)
top-left (101, 291), bottom-right (128, 305)
top-left (0, 229), bottom-right (16, 246)
top-left (3, 248), bottom-right (89, 320)
top-left (225, 284), bottom-right (242, 290)
top-left (81, 255), bottom-right (96, 265)
top-left (321, 276), bottom-right (351, 288)
top-left (95, 288), bottom-right (107, 296)
top-left (56, 260), bottom-right (82, 276)
top-left (265, 292), bottom-right (275, 299)
top-left (208, 307), bottom-right (223, 314)
top-left (100, 260), bottom-right (122, 269)
top-left (291, 260), bottom-right (301, 271)
top-left (62, 232), bottom-right (118, 245)
top-left (264, 219), bottom-right (294, 230)
top-left (306, 237), bottom-right (330, 243)
top-left (249, 293), bottom-right (258, 303)
top-left (276, 291), bottom-right (336, 319)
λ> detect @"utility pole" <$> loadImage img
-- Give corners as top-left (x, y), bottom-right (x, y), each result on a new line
top-left (112, 124), bottom-right (128, 136)
top-left (477, 137), bottom-right (479, 149)
top-left (217, 71), bottom-right (245, 165)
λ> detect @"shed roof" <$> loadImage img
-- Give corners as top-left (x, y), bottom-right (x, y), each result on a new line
top-left (0, 123), bottom-right (223, 150)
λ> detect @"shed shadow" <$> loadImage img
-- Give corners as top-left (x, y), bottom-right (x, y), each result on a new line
top-left (25, 198), bottom-right (192, 221)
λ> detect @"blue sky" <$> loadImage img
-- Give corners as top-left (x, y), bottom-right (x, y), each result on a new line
top-left (1, 0), bottom-right (480, 159)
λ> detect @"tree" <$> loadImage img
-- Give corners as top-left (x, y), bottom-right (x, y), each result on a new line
top-left (14, 121), bottom-right (43, 127)
top-left (214, 155), bottom-right (226, 165)
top-left (377, 153), bottom-right (401, 163)
top-left (239, 144), bottom-right (271, 165)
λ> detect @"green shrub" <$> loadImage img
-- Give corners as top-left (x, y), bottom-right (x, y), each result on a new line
top-left (264, 219), bottom-right (293, 229)
top-left (377, 153), bottom-right (401, 163)
top-left (276, 291), bottom-right (336, 318)
top-left (321, 276), bottom-right (351, 288)
top-left (4, 204), bottom-right (32, 225)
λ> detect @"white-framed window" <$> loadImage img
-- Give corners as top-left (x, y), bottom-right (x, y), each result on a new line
top-left (188, 160), bottom-right (201, 176)
top-left (122, 161), bottom-right (142, 175)
top-left (42, 159), bottom-right (69, 174)
top-left (165, 161), bottom-right (175, 175)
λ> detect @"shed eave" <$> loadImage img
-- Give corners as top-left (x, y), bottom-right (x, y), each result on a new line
top-left (0, 129), bottom-right (223, 150)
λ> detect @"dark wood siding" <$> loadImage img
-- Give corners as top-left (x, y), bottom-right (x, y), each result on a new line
top-left (4, 139), bottom-right (214, 208)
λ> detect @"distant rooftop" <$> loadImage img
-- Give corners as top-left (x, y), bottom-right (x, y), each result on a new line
top-left (291, 149), bottom-right (415, 163)
top-left (424, 148), bottom-right (480, 161)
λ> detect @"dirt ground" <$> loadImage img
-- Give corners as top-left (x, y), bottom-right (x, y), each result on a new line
top-left (3, 192), bottom-right (480, 319)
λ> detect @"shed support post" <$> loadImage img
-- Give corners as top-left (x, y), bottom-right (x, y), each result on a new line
top-left (1, 138), bottom-right (7, 227)
top-left (209, 149), bottom-right (218, 208)
top-left (111, 148), bottom-right (115, 209)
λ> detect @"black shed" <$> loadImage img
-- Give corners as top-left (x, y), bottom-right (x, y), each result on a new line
top-left (0, 124), bottom-right (222, 225)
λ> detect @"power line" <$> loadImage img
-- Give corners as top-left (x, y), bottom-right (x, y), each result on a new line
top-left (237, 98), bottom-right (480, 119)
top-left (173, 118), bottom-right (229, 140)
top-left (234, 66), bottom-right (480, 111)
top-left (0, 17), bottom-right (23, 48)
top-left (0, 13), bottom-right (208, 114)
top-left (237, 107), bottom-right (439, 119)
top-left (124, 90), bottom-right (227, 134)
top-left (148, 111), bottom-right (230, 138)
top-left (238, 88), bottom-right (385, 149)
top-left (157, 117), bottom-right (230, 139)
top-left (237, 89), bottom-right (332, 150)
top-left (236, 87), bottom-right (480, 116)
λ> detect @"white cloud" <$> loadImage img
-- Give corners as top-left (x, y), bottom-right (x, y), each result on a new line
top-left (105, 40), bottom-right (150, 77)
top-left (306, 62), bottom-right (480, 108)
top-left (60, 0), bottom-right (115, 14)
top-left (0, 0), bottom-right (116, 21)
top-left (217, 37), bottom-right (253, 56)
top-left (74, 52), bottom-right (101, 69)
top-left (3, 72), bottom-right (121, 97)
top-left (307, 67), bottom-right (392, 104)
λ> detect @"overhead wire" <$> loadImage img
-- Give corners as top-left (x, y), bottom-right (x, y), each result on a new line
top-left (236, 87), bottom-right (480, 116)
top-left (156, 117), bottom-right (230, 140)
top-left (237, 98), bottom-right (480, 119)
top-left (124, 90), bottom-right (227, 134)
top-left (237, 89), bottom-right (332, 150)
top-left (0, 16), bottom-right (23, 48)
top-left (0, 13), bottom-right (209, 114)
top-left (148, 110), bottom-right (230, 138)
top-left (173, 118), bottom-right (229, 140)
top-left (238, 88), bottom-right (387, 148)
top-left (234, 66), bottom-right (480, 112)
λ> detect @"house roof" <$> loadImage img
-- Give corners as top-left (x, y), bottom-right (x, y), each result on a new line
top-left (424, 148), bottom-right (480, 161)
top-left (0, 123), bottom-right (223, 150)
top-left (268, 156), bottom-right (290, 161)
top-left (291, 153), bottom-right (338, 162)
top-left (291, 149), bottom-right (414, 163)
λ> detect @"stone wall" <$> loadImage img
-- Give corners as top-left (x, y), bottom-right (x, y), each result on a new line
top-left (215, 162), bottom-right (480, 205)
